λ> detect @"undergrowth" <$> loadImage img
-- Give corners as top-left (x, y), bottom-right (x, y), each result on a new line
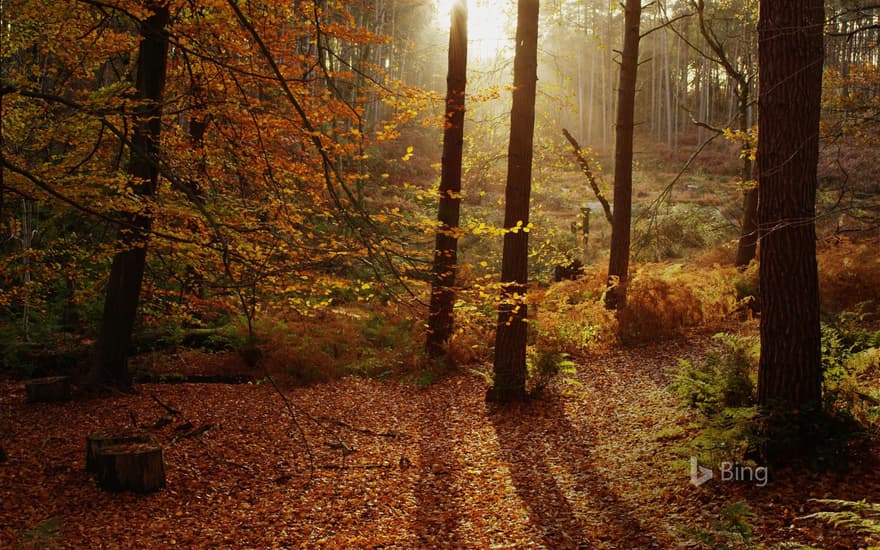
top-left (670, 318), bottom-right (880, 470)
top-left (252, 305), bottom-right (424, 385)
top-left (536, 262), bottom-right (742, 353)
top-left (670, 334), bottom-right (762, 466)
top-left (801, 498), bottom-right (880, 540)
top-left (680, 500), bottom-right (757, 550)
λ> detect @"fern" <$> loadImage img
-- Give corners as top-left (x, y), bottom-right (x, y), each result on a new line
top-left (679, 501), bottom-right (757, 550)
top-left (670, 334), bottom-right (762, 464)
top-left (801, 498), bottom-right (880, 537)
top-left (526, 347), bottom-right (578, 394)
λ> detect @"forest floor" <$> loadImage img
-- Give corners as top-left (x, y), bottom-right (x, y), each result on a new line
top-left (1, 334), bottom-right (878, 548)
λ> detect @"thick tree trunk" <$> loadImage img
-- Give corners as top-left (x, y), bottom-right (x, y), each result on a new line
top-left (93, 7), bottom-right (170, 392)
top-left (426, 0), bottom-right (467, 359)
top-left (488, 0), bottom-right (539, 403)
top-left (604, 0), bottom-right (641, 310)
top-left (756, 0), bottom-right (824, 461)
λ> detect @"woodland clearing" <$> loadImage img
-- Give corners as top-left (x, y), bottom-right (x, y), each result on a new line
top-left (1, 334), bottom-right (877, 549)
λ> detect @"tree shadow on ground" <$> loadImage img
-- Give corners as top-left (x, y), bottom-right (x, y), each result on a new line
top-left (412, 386), bottom-right (464, 547)
top-left (490, 395), bottom-right (664, 548)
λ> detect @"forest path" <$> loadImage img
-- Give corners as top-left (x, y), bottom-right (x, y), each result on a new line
top-left (1, 334), bottom-right (875, 547)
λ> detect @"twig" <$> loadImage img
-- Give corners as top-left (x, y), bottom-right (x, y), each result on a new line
top-left (319, 416), bottom-right (410, 438)
top-left (632, 132), bottom-right (722, 257)
top-left (320, 463), bottom-right (396, 470)
top-left (150, 392), bottom-right (181, 415)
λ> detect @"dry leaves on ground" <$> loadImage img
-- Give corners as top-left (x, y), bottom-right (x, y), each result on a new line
top-left (1, 336), bottom-right (877, 548)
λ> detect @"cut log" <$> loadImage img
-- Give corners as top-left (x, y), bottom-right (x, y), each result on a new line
top-left (96, 442), bottom-right (165, 493)
top-left (25, 376), bottom-right (71, 403)
top-left (86, 429), bottom-right (155, 474)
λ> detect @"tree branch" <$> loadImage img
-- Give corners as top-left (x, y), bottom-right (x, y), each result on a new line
top-left (561, 129), bottom-right (613, 224)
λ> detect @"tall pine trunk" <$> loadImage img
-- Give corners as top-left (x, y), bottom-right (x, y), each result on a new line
top-left (487, 0), bottom-right (539, 403)
top-left (756, 0), bottom-right (824, 462)
top-left (426, 0), bottom-right (467, 359)
top-left (604, 0), bottom-right (641, 310)
top-left (93, 7), bottom-right (170, 391)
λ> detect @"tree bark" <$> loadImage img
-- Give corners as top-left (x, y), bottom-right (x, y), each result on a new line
top-left (86, 429), bottom-right (156, 474)
top-left (96, 442), bottom-right (165, 493)
top-left (757, 0), bottom-right (824, 461)
top-left (426, 0), bottom-right (467, 359)
top-left (93, 7), bottom-right (170, 391)
top-left (604, 0), bottom-right (641, 310)
top-left (488, 0), bottom-right (539, 403)
top-left (735, 185), bottom-right (758, 268)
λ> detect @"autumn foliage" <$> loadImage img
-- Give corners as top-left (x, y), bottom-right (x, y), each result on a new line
top-left (1, 0), bottom-right (880, 547)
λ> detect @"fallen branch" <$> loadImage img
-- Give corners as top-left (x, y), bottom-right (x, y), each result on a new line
top-left (150, 393), bottom-right (182, 416)
top-left (173, 423), bottom-right (212, 441)
top-left (319, 416), bottom-right (409, 438)
top-left (320, 463), bottom-right (396, 470)
top-left (561, 128), bottom-right (613, 224)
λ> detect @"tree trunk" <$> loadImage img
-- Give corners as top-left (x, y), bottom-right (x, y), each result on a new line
top-left (757, 0), bottom-right (824, 462)
top-left (663, 26), bottom-right (673, 148)
top-left (690, 0), bottom-right (758, 269)
top-left (426, 0), bottom-right (467, 359)
top-left (735, 185), bottom-right (758, 268)
top-left (604, 0), bottom-right (641, 310)
top-left (487, 0), bottom-right (539, 403)
top-left (93, 7), bottom-right (170, 392)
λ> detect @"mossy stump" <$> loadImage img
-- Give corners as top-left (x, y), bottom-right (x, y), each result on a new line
top-left (95, 442), bottom-right (165, 493)
top-left (25, 376), bottom-right (71, 403)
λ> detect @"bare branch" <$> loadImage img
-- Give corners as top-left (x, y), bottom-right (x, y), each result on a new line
top-left (561, 129), bottom-right (614, 225)
top-left (640, 12), bottom-right (693, 40)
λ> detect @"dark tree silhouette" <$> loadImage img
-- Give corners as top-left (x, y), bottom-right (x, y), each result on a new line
top-left (487, 0), bottom-right (539, 403)
top-left (756, 0), bottom-right (825, 461)
top-left (93, 6), bottom-right (170, 391)
top-left (604, 0), bottom-right (641, 310)
top-left (426, 0), bottom-right (468, 359)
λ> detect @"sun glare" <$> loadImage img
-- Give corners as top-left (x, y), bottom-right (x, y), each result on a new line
top-left (434, 0), bottom-right (512, 59)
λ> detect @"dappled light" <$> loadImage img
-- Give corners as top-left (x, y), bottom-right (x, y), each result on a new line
top-left (2, 0), bottom-right (879, 546)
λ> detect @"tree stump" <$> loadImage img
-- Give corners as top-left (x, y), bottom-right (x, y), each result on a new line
top-left (95, 442), bottom-right (165, 493)
top-left (25, 376), bottom-right (71, 403)
top-left (86, 429), bottom-right (155, 474)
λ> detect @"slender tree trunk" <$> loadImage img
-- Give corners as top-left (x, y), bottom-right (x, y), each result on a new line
top-left (757, 0), bottom-right (824, 462)
top-left (587, 37), bottom-right (595, 144)
top-left (674, 32), bottom-right (681, 153)
top-left (577, 48), bottom-right (584, 141)
top-left (735, 82), bottom-right (757, 268)
top-left (690, 0), bottom-right (758, 268)
top-left (93, 7), bottom-right (170, 391)
top-left (735, 186), bottom-right (758, 267)
top-left (426, 0), bottom-right (467, 359)
top-left (663, 25), bottom-right (673, 148)
top-left (487, 0), bottom-right (539, 403)
top-left (604, 0), bottom-right (641, 310)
